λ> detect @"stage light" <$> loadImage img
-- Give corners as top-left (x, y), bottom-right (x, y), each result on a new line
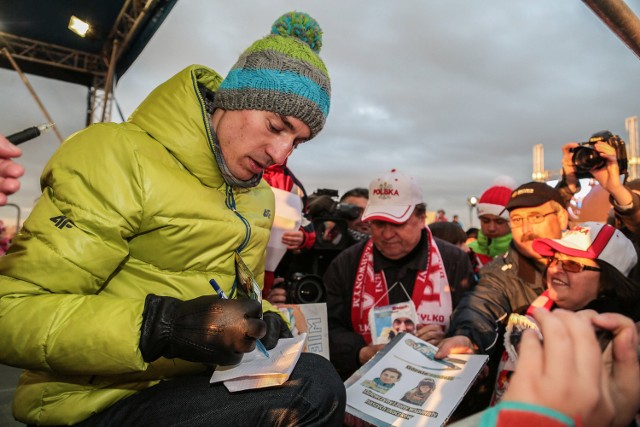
top-left (68, 16), bottom-right (90, 38)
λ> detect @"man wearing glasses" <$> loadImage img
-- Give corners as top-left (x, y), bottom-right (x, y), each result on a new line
top-left (435, 182), bottom-right (568, 414)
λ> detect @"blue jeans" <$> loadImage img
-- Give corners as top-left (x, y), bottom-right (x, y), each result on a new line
top-left (75, 353), bottom-right (345, 426)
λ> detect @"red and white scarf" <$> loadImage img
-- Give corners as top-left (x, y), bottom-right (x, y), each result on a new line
top-left (351, 229), bottom-right (452, 344)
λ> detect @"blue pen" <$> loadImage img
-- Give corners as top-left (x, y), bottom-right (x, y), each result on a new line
top-left (209, 278), bottom-right (229, 299)
top-left (209, 279), bottom-right (270, 358)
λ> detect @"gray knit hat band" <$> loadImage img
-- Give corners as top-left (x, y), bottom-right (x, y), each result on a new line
top-left (232, 49), bottom-right (330, 94)
top-left (214, 88), bottom-right (326, 138)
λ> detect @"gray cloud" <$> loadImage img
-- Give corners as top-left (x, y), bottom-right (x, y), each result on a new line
top-left (1, 0), bottom-right (639, 227)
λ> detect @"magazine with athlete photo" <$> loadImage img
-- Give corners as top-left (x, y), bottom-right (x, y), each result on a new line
top-left (344, 332), bottom-right (488, 427)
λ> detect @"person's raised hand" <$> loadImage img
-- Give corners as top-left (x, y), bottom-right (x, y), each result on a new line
top-left (561, 142), bottom-right (579, 175)
top-left (435, 335), bottom-right (477, 359)
top-left (414, 324), bottom-right (445, 346)
top-left (503, 308), bottom-right (640, 427)
top-left (266, 277), bottom-right (288, 305)
top-left (282, 230), bottom-right (304, 250)
top-left (358, 344), bottom-right (385, 365)
top-left (589, 142), bottom-right (634, 208)
top-left (587, 311), bottom-right (640, 427)
top-left (0, 135), bottom-right (24, 206)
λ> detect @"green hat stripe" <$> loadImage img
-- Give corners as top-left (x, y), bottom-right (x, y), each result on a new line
top-left (242, 35), bottom-right (328, 75)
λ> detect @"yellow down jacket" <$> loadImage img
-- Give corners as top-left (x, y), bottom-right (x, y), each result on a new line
top-left (0, 65), bottom-right (277, 425)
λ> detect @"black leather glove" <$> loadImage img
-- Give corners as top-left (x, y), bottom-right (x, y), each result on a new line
top-left (139, 294), bottom-right (266, 365)
top-left (260, 311), bottom-right (293, 350)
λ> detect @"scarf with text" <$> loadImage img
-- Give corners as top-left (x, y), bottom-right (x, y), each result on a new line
top-left (351, 228), bottom-right (452, 344)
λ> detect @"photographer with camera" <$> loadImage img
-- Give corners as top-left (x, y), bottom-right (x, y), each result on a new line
top-left (262, 161), bottom-right (317, 306)
top-left (558, 131), bottom-right (632, 222)
top-left (339, 187), bottom-right (371, 240)
top-left (267, 188), bottom-right (371, 306)
top-left (557, 130), bottom-right (640, 283)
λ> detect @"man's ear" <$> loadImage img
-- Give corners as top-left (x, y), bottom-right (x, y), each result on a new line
top-left (415, 210), bottom-right (427, 228)
top-left (557, 208), bottom-right (570, 229)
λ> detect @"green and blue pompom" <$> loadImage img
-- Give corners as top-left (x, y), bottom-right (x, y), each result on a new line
top-left (271, 11), bottom-right (323, 54)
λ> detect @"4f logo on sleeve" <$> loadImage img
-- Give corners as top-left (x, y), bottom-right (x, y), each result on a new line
top-left (50, 215), bottom-right (74, 229)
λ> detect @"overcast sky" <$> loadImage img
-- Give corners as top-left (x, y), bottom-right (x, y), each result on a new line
top-left (1, 0), bottom-right (639, 228)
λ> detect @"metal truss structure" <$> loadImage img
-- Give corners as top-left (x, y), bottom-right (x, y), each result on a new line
top-left (0, 0), bottom-right (170, 127)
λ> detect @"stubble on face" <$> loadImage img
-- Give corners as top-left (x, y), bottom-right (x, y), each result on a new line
top-left (211, 109), bottom-right (312, 182)
top-left (510, 202), bottom-right (564, 261)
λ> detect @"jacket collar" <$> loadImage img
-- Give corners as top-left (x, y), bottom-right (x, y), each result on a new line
top-left (128, 65), bottom-right (226, 189)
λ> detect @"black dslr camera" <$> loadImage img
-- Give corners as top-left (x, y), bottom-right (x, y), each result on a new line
top-left (275, 189), bottom-right (366, 304)
top-left (279, 272), bottom-right (326, 304)
top-left (313, 202), bottom-right (363, 250)
top-left (570, 130), bottom-right (628, 179)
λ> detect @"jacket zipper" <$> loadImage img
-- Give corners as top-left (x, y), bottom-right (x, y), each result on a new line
top-left (225, 184), bottom-right (251, 253)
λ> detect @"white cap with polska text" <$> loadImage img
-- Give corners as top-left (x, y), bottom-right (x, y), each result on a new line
top-left (361, 169), bottom-right (424, 224)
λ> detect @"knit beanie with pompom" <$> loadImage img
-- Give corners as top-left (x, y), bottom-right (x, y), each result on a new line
top-left (214, 11), bottom-right (331, 139)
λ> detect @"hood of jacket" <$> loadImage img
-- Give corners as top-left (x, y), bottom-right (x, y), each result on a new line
top-left (128, 64), bottom-right (225, 189)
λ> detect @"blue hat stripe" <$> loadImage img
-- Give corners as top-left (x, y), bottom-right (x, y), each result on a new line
top-left (219, 68), bottom-right (330, 117)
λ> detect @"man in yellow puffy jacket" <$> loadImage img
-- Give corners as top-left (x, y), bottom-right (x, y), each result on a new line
top-left (0, 11), bottom-right (345, 426)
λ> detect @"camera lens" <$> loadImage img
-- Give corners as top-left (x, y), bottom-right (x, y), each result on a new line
top-left (290, 274), bottom-right (326, 304)
top-left (572, 146), bottom-right (606, 172)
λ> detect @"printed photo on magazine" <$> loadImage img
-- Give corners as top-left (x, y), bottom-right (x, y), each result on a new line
top-left (344, 332), bottom-right (488, 427)
top-left (368, 301), bottom-right (418, 345)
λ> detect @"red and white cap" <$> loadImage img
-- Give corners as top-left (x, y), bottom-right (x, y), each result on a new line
top-left (476, 176), bottom-right (516, 220)
top-left (361, 169), bottom-right (424, 224)
top-left (532, 222), bottom-right (637, 276)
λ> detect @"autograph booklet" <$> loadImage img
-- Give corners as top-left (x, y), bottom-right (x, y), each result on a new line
top-left (210, 333), bottom-right (306, 392)
top-left (345, 333), bottom-right (488, 427)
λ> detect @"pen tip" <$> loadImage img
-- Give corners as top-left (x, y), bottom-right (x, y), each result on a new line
top-left (38, 123), bottom-right (55, 133)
